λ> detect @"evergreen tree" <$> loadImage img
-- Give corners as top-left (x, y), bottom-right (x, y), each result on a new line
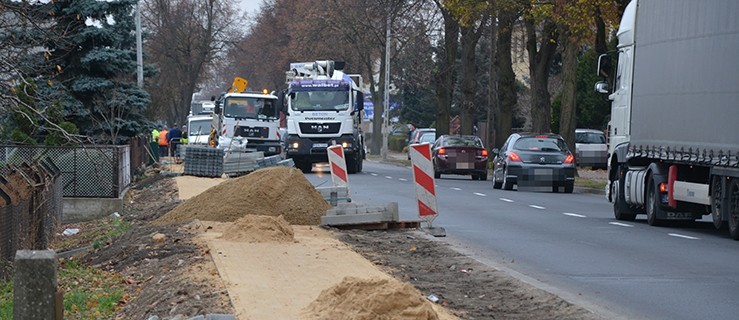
top-left (6, 0), bottom-right (151, 144)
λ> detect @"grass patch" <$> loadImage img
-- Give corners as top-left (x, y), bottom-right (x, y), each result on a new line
top-left (59, 259), bottom-right (126, 319)
top-left (52, 217), bottom-right (131, 252)
top-left (0, 259), bottom-right (126, 320)
top-left (0, 280), bottom-right (12, 319)
top-left (575, 178), bottom-right (607, 190)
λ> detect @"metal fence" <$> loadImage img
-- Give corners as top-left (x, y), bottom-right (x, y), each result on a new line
top-left (0, 160), bottom-right (62, 279)
top-left (0, 145), bottom-right (132, 198)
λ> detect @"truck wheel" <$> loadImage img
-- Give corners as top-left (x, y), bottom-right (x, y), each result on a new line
top-left (480, 173), bottom-right (487, 181)
top-left (347, 153), bottom-right (360, 174)
top-left (711, 175), bottom-right (725, 229)
top-left (646, 177), bottom-right (665, 227)
top-left (613, 166), bottom-right (637, 221)
top-left (728, 179), bottom-right (739, 240)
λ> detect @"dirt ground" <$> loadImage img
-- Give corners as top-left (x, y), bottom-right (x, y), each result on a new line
top-left (60, 169), bottom-right (603, 319)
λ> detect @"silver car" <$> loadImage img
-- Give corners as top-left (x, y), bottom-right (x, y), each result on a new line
top-left (575, 128), bottom-right (607, 170)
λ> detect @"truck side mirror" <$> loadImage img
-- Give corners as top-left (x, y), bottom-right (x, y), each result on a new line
top-left (214, 100), bottom-right (221, 114)
top-left (595, 81), bottom-right (609, 94)
top-left (356, 91), bottom-right (364, 111)
top-left (210, 95), bottom-right (216, 102)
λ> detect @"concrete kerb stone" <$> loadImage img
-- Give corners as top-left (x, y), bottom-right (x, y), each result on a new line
top-left (321, 201), bottom-right (399, 226)
top-left (14, 250), bottom-right (57, 320)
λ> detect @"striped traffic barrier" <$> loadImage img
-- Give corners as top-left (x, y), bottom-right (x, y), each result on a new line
top-left (409, 143), bottom-right (439, 226)
top-left (327, 145), bottom-right (349, 189)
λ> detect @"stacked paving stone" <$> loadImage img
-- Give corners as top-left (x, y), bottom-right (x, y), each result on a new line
top-left (256, 154), bottom-right (281, 167)
top-left (223, 151), bottom-right (263, 176)
top-left (321, 202), bottom-right (399, 226)
top-left (183, 147), bottom-right (224, 177)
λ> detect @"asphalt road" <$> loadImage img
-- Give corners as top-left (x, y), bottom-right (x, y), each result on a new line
top-left (304, 160), bottom-right (739, 320)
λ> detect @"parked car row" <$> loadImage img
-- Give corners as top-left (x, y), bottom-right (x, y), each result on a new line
top-left (406, 128), bottom-right (605, 194)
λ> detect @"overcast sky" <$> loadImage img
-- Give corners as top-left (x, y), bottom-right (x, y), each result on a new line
top-left (238, 0), bottom-right (264, 16)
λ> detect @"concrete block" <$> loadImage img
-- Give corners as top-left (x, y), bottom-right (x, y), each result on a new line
top-left (14, 250), bottom-right (57, 320)
top-left (321, 212), bottom-right (388, 226)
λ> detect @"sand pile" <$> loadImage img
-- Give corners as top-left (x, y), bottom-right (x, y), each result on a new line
top-left (219, 215), bottom-right (294, 243)
top-left (302, 277), bottom-right (439, 320)
top-left (157, 166), bottom-right (330, 225)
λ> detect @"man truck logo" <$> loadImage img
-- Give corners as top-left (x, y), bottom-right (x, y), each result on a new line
top-left (311, 124), bottom-right (330, 132)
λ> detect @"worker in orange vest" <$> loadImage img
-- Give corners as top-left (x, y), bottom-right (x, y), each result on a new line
top-left (158, 127), bottom-right (169, 158)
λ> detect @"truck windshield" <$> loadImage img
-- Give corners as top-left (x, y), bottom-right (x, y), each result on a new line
top-left (290, 91), bottom-right (350, 111)
top-left (188, 119), bottom-right (211, 135)
top-left (224, 97), bottom-right (277, 119)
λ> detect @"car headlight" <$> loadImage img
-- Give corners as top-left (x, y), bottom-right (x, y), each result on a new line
top-left (291, 142), bottom-right (299, 149)
top-left (341, 142), bottom-right (352, 148)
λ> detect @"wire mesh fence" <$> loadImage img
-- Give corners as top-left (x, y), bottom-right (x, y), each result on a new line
top-left (0, 160), bottom-right (62, 280)
top-left (0, 144), bottom-right (133, 198)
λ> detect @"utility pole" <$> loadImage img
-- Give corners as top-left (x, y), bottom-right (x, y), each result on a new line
top-left (135, 1), bottom-right (143, 88)
top-left (382, 14), bottom-right (390, 161)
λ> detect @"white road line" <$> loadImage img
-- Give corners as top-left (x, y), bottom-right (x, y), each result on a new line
top-left (609, 222), bottom-right (633, 227)
top-left (499, 198), bottom-right (514, 203)
top-left (398, 178), bottom-right (408, 181)
top-left (529, 205), bottom-right (546, 210)
top-left (451, 187), bottom-right (462, 191)
top-left (385, 176), bottom-right (393, 179)
top-left (474, 192), bottom-right (487, 197)
top-left (371, 173), bottom-right (378, 176)
top-left (562, 212), bottom-right (586, 218)
top-left (668, 233), bottom-right (700, 240)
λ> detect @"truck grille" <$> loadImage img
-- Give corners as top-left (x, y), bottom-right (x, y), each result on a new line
top-left (234, 126), bottom-right (269, 138)
top-left (299, 122), bottom-right (341, 134)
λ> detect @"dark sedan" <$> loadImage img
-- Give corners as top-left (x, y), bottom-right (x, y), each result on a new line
top-left (432, 135), bottom-right (488, 180)
top-left (492, 133), bottom-right (575, 193)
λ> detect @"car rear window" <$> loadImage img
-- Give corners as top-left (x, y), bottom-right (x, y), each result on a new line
top-left (443, 136), bottom-right (482, 147)
top-left (514, 137), bottom-right (567, 152)
top-left (419, 134), bottom-right (436, 144)
top-left (576, 132), bottom-right (606, 144)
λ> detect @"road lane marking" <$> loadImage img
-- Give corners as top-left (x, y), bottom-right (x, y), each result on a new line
top-left (371, 173), bottom-right (378, 176)
top-left (562, 212), bottom-right (586, 218)
top-left (474, 192), bottom-right (486, 197)
top-left (668, 233), bottom-right (700, 240)
top-left (609, 222), bottom-right (633, 227)
top-left (385, 176), bottom-right (393, 179)
top-left (451, 187), bottom-right (462, 191)
top-left (499, 198), bottom-right (514, 203)
top-left (529, 205), bottom-right (545, 210)
top-left (398, 178), bottom-right (408, 181)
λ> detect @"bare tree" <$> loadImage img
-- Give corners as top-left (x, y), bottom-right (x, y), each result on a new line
top-left (142, 0), bottom-right (240, 125)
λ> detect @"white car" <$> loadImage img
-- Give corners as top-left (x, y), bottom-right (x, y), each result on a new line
top-left (575, 128), bottom-right (607, 170)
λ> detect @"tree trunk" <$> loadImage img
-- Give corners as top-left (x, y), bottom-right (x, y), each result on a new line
top-left (487, 7), bottom-right (498, 149)
top-left (434, 10), bottom-right (458, 136)
top-left (495, 9), bottom-right (517, 148)
top-left (370, 46), bottom-right (387, 155)
top-left (459, 21), bottom-right (485, 136)
top-left (525, 18), bottom-right (558, 134)
top-left (559, 35), bottom-right (578, 162)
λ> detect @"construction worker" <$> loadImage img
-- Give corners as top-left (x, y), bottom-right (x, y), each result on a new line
top-left (180, 125), bottom-right (188, 145)
top-left (158, 127), bottom-right (169, 158)
top-left (167, 124), bottom-right (183, 160)
top-left (151, 126), bottom-right (160, 143)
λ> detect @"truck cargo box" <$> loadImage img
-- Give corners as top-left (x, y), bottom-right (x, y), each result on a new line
top-left (629, 0), bottom-right (739, 164)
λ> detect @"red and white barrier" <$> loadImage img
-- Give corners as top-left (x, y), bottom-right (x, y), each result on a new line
top-left (409, 143), bottom-right (438, 224)
top-left (327, 145), bottom-right (349, 188)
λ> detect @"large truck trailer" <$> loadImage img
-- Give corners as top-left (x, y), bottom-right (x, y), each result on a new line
top-left (596, 0), bottom-right (739, 238)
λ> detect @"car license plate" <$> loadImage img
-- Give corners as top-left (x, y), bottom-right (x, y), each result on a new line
top-left (456, 162), bottom-right (472, 169)
top-left (534, 168), bottom-right (552, 176)
top-left (313, 143), bottom-right (328, 148)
